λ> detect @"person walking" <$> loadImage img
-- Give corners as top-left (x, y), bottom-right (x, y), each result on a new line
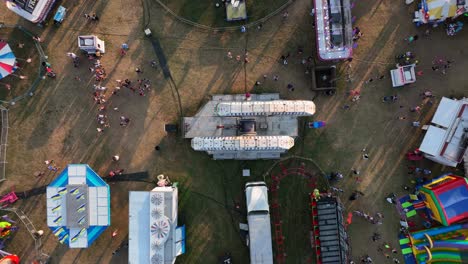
top-left (66, 52), bottom-right (77, 59)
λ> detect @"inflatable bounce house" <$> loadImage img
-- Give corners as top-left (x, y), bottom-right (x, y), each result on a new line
top-left (398, 174), bottom-right (468, 263)
top-left (420, 174), bottom-right (468, 226)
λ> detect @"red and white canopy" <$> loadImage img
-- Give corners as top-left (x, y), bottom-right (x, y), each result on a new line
top-left (0, 43), bottom-right (16, 79)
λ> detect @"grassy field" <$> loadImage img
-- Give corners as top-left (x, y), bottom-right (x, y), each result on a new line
top-left (0, 0), bottom-right (467, 263)
top-left (267, 158), bottom-right (329, 263)
top-left (159, 0), bottom-right (289, 27)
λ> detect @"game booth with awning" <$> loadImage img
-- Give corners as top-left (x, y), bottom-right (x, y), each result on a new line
top-left (413, 0), bottom-right (468, 25)
top-left (0, 43), bottom-right (16, 80)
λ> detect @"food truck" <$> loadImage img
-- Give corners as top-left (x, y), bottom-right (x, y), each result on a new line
top-left (78, 35), bottom-right (106, 55)
top-left (5, 0), bottom-right (56, 23)
top-left (390, 64), bottom-right (416, 87)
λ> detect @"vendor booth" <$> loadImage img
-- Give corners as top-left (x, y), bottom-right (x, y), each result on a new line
top-left (391, 64), bottom-right (416, 87)
top-left (78, 35), bottom-right (105, 55)
top-left (413, 0), bottom-right (468, 25)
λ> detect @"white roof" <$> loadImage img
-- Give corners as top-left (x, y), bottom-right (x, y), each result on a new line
top-left (129, 187), bottom-right (180, 264)
top-left (245, 182), bottom-right (273, 264)
top-left (88, 187), bottom-right (110, 226)
top-left (46, 164), bottom-right (110, 248)
top-left (6, 0), bottom-right (54, 23)
top-left (68, 164), bottom-right (87, 185)
top-left (191, 136), bottom-right (295, 151)
top-left (78, 36), bottom-right (97, 47)
top-left (129, 192), bottom-right (151, 264)
top-left (432, 97), bottom-right (460, 128)
top-left (390, 65), bottom-right (416, 87)
top-left (215, 100), bottom-right (315, 116)
top-left (420, 97), bottom-right (468, 166)
top-left (419, 125), bottom-right (447, 156)
top-left (248, 214), bottom-right (273, 264)
top-left (245, 183), bottom-right (269, 213)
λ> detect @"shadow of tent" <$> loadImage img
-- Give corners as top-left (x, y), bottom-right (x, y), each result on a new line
top-left (104, 171), bottom-right (153, 184)
top-left (15, 185), bottom-right (47, 199)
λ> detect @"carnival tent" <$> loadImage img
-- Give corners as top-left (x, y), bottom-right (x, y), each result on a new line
top-left (0, 43), bottom-right (16, 80)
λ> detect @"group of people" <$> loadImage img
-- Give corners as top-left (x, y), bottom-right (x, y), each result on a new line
top-left (353, 210), bottom-right (384, 225)
top-left (84, 13), bottom-right (99, 21)
top-left (431, 58), bottom-right (453, 75)
top-left (89, 59), bottom-right (107, 81)
top-left (353, 27), bottom-right (363, 41)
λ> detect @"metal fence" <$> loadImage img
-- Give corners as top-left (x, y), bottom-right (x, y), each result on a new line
top-left (153, 0), bottom-right (294, 32)
top-left (0, 106), bottom-right (8, 182)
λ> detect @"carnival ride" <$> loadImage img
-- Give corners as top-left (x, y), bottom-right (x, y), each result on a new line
top-left (313, 0), bottom-right (354, 61)
top-left (46, 164), bottom-right (110, 248)
top-left (0, 43), bottom-right (16, 80)
top-left (0, 250), bottom-right (19, 264)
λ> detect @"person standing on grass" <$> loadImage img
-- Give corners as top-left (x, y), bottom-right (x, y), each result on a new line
top-left (405, 35), bottom-right (418, 43)
top-left (66, 52), bottom-right (77, 59)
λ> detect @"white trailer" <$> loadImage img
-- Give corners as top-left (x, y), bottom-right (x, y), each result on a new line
top-left (78, 35), bottom-right (105, 54)
top-left (390, 64), bottom-right (416, 87)
top-left (245, 182), bottom-right (273, 264)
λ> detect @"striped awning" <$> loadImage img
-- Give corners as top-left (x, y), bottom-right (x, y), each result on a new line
top-left (426, 0), bottom-right (458, 20)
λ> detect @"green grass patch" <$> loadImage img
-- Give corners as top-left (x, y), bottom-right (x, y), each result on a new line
top-left (267, 159), bottom-right (327, 263)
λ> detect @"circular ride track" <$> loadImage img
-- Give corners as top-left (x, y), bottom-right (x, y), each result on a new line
top-left (265, 157), bottom-right (330, 264)
top-left (154, 0), bottom-right (292, 30)
top-left (0, 24), bottom-right (48, 105)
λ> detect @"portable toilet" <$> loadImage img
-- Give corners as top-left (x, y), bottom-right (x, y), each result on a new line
top-left (78, 35), bottom-right (105, 54)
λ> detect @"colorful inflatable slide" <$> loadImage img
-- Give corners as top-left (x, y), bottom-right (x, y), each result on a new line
top-left (399, 174), bottom-right (468, 263)
top-left (419, 174), bottom-right (468, 226)
top-left (400, 223), bottom-right (468, 263)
